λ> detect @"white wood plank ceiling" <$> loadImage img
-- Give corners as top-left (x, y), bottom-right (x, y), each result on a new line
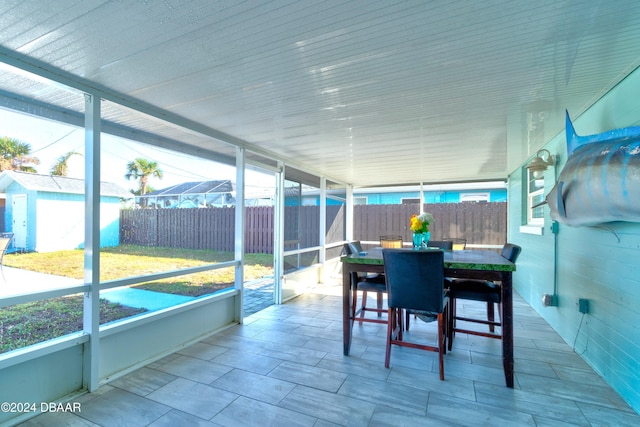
top-left (1, 0), bottom-right (640, 187)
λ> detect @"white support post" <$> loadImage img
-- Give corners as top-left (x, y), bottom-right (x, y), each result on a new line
top-left (319, 177), bottom-right (327, 264)
top-left (345, 184), bottom-right (354, 242)
top-left (234, 147), bottom-right (245, 322)
top-left (83, 93), bottom-right (101, 391)
top-left (273, 162), bottom-right (285, 305)
top-left (419, 181), bottom-right (425, 213)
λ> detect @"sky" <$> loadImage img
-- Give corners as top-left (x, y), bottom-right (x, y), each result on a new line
top-left (0, 107), bottom-right (274, 198)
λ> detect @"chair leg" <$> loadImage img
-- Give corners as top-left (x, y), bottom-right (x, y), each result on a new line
top-left (487, 302), bottom-right (495, 333)
top-left (447, 298), bottom-right (457, 351)
top-left (385, 308), bottom-right (396, 368)
top-left (442, 303), bottom-right (447, 355)
top-left (405, 311), bottom-right (422, 331)
top-left (359, 291), bottom-right (368, 324)
top-left (452, 298), bottom-right (457, 330)
top-left (387, 307), bottom-right (446, 380)
top-left (352, 287), bottom-right (358, 321)
top-left (438, 312), bottom-right (445, 380)
top-left (446, 302), bottom-right (450, 353)
top-left (377, 292), bottom-right (383, 317)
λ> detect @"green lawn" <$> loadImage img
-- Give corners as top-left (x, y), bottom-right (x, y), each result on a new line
top-left (1, 245), bottom-right (274, 353)
top-left (4, 245), bottom-right (273, 283)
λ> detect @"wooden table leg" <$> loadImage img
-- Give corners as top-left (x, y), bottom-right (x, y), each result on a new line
top-left (501, 271), bottom-right (514, 387)
top-left (342, 265), bottom-right (353, 355)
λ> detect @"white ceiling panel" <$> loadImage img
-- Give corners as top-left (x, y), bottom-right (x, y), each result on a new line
top-left (2, 0), bottom-right (640, 187)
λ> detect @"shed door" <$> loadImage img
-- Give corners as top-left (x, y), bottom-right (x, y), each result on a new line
top-left (12, 194), bottom-right (27, 250)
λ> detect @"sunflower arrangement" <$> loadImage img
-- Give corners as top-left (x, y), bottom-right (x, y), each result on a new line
top-left (409, 212), bottom-right (434, 233)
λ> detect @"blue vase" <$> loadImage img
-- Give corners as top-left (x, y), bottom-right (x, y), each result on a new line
top-left (413, 232), bottom-right (430, 249)
top-left (412, 233), bottom-right (422, 248)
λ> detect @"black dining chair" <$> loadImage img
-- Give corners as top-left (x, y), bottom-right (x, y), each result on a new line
top-left (382, 248), bottom-right (449, 380)
top-left (450, 238), bottom-right (467, 250)
top-left (343, 241), bottom-right (388, 325)
top-left (380, 235), bottom-right (403, 248)
top-left (447, 243), bottom-right (521, 349)
top-left (405, 239), bottom-right (453, 330)
top-left (427, 240), bottom-right (453, 250)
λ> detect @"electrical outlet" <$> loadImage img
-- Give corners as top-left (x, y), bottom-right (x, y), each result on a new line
top-left (542, 293), bottom-right (557, 306)
top-left (577, 298), bottom-right (589, 314)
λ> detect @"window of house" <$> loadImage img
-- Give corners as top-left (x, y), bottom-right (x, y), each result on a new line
top-left (460, 192), bottom-right (489, 203)
top-left (354, 196), bottom-right (367, 205)
top-left (527, 169), bottom-right (545, 225)
top-left (401, 198), bottom-right (419, 204)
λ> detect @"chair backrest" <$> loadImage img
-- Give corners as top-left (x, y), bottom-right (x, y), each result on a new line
top-left (501, 243), bottom-right (522, 263)
top-left (427, 240), bottom-right (453, 250)
top-left (380, 236), bottom-right (403, 248)
top-left (382, 248), bottom-right (445, 313)
top-left (451, 238), bottom-right (467, 250)
top-left (343, 241), bottom-right (364, 255)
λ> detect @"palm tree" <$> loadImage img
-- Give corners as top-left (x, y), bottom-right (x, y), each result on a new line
top-left (0, 136), bottom-right (40, 172)
top-left (125, 157), bottom-right (163, 196)
top-left (129, 185), bottom-right (156, 197)
top-left (50, 151), bottom-right (82, 176)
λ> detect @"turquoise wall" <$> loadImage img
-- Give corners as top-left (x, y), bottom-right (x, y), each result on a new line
top-left (302, 189), bottom-right (507, 206)
top-left (508, 68), bottom-right (640, 412)
top-left (360, 189), bottom-right (506, 204)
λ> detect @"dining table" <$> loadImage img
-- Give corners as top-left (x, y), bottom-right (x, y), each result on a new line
top-left (341, 247), bottom-right (517, 387)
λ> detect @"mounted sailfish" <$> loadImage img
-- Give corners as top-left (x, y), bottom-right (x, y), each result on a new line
top-left (544, 111), bottom-right (640, 227)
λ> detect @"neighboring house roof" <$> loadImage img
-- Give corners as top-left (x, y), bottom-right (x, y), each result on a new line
top-left (0, 170), bottom-right (131, 198)
top-left (141, 180), bottom-right (234, 197)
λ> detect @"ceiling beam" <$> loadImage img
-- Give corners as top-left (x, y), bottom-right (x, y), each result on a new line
top-left (0, 48), bottom-right (344, 185)
top-left (0, 89), bottom-right (237, 167)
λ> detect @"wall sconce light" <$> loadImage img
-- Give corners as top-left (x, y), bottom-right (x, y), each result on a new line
top-left (526, 149), bottom-right (555, 178)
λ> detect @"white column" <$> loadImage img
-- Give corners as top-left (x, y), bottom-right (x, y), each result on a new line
top-left (83, 93), bottom-right (100, 391)
top-left (273, 162), bottom-right (285, 304)
top-left (345, 184), bottom-right (354, 241)
top-left (319, 177), bottom-right (327, 263)
top-left (234, 147), bottom-right (245, 322)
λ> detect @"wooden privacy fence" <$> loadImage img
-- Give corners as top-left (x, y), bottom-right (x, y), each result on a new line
top-left (121, 206), bottom-right (267, 253)
top-left (354, 203), bottom-right (507, 247)
top-left (120, 202), bottom-right (506, 253)
top-left (120, 206), bottom-right (328, 253)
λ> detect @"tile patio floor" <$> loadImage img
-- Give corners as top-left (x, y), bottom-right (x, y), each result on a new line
top-left (14, 278), bottom-right (640, 426)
